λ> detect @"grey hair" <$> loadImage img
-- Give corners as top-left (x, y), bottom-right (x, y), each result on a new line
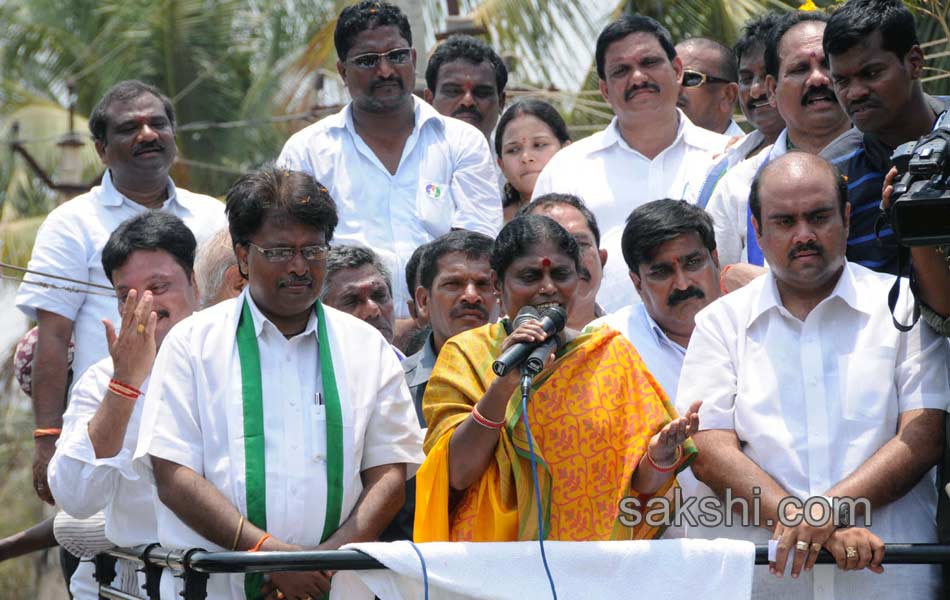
top-left (322, 245), bottom-right (392, 299)
top-left (194, 228), bottom-right (237, 308)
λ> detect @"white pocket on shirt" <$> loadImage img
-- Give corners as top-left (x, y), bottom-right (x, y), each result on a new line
top-left (310, 404), bottom-right (327, 462)
top-left (837, 348), bottom-right (898, 423)
top-left (416, 180), bottom-right (453, 237)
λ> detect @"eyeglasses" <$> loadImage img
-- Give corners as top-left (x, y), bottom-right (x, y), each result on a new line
top-left (682, 69), bottom-right (735, 88)
top-left (246, 242), bottom-right (329, 263)
top-left (347, 47), bottom-right (412, 70)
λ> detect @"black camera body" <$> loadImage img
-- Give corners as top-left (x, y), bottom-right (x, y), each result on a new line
top-left (887, 122), bottom-right (950, 246)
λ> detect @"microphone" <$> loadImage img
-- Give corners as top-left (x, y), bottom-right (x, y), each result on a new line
top-left (492, 305), bottom-right (567, 377)
top-left (523, 335), bottom-right (560, 377)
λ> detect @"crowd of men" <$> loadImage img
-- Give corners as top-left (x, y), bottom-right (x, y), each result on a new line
top-left (6, 0), bottom-right (950, 598)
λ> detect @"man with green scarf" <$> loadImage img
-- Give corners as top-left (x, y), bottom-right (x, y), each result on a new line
top-left (135, 167), bottom-right (425, 600)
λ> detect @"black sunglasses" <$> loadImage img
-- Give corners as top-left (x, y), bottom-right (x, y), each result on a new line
top-left (682, 69), bottom-right (734, 88)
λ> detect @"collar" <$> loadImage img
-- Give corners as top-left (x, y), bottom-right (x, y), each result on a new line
top-left (338, 95), bottom-right (444, 137)
top-left (636, 303), bottom-right (687, 353)
top-left (764, 129), bottom-right (790, 162)
top-left (597, 108), bottom-right (690, 155)
top-left (238, 287), bottom-right (319, 339)
top-left (747, 261), bottom-right (870, 327)
top-left (405, 333), bottom-right (438, 387)
top-left (99, 169), bottom-right (178, 208)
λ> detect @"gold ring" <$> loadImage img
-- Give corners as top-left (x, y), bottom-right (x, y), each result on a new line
top-left (846, 546), bottom-right (858, 559)
top-left (796, 540), bottom-right (809, 552)
top-left (811, 542), bottom-right (822, 553)
top-left (136, 324), bottom-right (146, 333)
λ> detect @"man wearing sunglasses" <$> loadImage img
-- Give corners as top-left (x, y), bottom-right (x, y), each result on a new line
top-left (675, 37), bottom-right (743, 137)
top-left (278, 1), bottom-right (502, 349)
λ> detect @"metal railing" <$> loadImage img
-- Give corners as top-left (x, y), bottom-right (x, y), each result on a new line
top-left (94, 543), bottom-right (950, 600)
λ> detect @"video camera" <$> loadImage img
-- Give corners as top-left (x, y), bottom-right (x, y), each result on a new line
top-left (887, 116), bottom-right (950, 246)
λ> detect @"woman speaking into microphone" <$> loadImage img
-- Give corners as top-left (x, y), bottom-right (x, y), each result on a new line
top-left (414, 215), bottom-right (701, 542)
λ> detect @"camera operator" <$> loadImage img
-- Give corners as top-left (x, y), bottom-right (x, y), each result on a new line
top-left (823, 0), bottom-right (949, 277)
top-left (882, 170), bottom-right (950, 336)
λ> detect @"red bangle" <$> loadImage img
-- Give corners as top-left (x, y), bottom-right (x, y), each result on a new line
top-left (647, 446), bottom-right (683, 473)
top-left (248, 532), bottom-right (271, 552)
top-left (33, 428), bottom-right (62, 439)
top-left (719, 264), bottom-right (733, 295)
top-left (471, 405), bottom-right (505, 430)
top-left (108, 379), bottom-right (142, 400)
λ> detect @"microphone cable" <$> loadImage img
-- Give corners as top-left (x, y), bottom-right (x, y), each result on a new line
top-left (520, 376), bottom-right (559, 600)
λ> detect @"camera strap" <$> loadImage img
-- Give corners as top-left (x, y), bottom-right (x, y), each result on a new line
top-left (887, 245), bottom-right (921, 332)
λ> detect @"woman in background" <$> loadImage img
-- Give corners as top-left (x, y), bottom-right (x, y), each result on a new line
top-left (496, 100), bottom-right (571, 222)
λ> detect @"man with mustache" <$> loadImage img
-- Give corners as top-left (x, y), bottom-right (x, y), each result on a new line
top-left (15, 79), bottom-right (225, 511)
top-left (424, 35), bottom-right (507, 143)
top-left (675, 37), bottom-right (743, 137)
top-left (532, 14), bottom-right (730, 315)
top-left (380, 230), bottom-right (498, 541)
top-left (592, 199), bottom-right (720, 402)
top-left (278, 1), bottom-right (502, 349)
top-left (705, 11), bottom-right (857, 291)
top-left (322, 245), bottom-right (398, 349)
top-left (135, 167), bottom-right (424, 600)
top-left (683, 152), bottom-right (949, 599)
top-left (824, 0), bottom-right (949, 279)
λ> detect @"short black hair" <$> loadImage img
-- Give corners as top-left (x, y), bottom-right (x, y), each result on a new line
top-left (490, 214), bottom-right (581, 282)
top-left (89, 80), bottom-right (175, 144)
top-left (749, 151), bottom-right (848, 224)
top-left (621, 199), bottom-right (715, 274)
top-left (596, 15), bottom-right (676, 80)
top-left (425, 35), bottom-right (508, 94)
top-left (494, 99), bottom-right (571, 157)
top-left (405, 242), bottom-right (429, 298)
top-left (824, 0), bottom-right (918, 61)
top-left (225, 166), bottom-right (338, 248)
top-left (520, 193), bottom-right (601, 247)
top-left (101, 211), bottom-right (196, 283)
top-left (419, 230), bottom-right (493, 291)
top-left (323, 245), bottom-right (392, 298)
top-left (677, 37), bottom-right (738, 83)
top-left (764, 11), bottom-right (830, 78)
top-left (334, 1), bottom-right (412, 61)
top-left (734, 12), bottom-right (782, 67)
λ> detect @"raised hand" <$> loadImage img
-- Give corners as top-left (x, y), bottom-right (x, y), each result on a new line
top-left (648, 400), bottom-right (701, 466)
top-left (103, 289), bottom-right (157, 390)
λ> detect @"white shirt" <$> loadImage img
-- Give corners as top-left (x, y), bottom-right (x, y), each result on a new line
top-left (590, 303), bottom-right (686, 399)
top-left (48, 357), bottom-right (155, 548)
top-left (134, 289), bottom-right (425, 600)
top-left (531, 110), bottom-right (729, 313)
top-left (704, 132), bottom-right (777, 265)
top-left (278, 97), bottom-right (502, 319)
top-left (15, 170), bottom-right (226, 381)
top-left (677, 262), bottom-right (950, 599)
top-left (724, 120), bottom-right (746, 138)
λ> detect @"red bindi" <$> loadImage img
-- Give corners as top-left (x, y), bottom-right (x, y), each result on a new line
top-left (541, 257), bottom-right (551, 267)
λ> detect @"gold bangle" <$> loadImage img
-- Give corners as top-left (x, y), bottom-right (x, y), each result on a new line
top-left (231, 515), bottom-right (245, 551)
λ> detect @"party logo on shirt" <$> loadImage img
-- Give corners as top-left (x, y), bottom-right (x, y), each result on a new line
top-left (424, 183), bottom-right (444, 200)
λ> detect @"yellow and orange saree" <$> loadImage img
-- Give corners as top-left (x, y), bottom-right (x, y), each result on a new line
top-left (414, 322), bottom-right (695, 543)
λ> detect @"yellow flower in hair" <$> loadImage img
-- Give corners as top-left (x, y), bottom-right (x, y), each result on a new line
top-left (799, 0), bottom-right (819, 10)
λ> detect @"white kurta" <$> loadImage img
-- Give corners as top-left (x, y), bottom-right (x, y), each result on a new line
top-left (15, 170), bottom-right (226, 382)
top-left (135, 289), bottom-right (425, 600)
top-left (677, 262), bottom-right (950, 599)
top-left (49, 357), bottom-right (155, 546)
top-left (531, 110), bottom-right (730, 314)
top-left (278, 97), bottom-right (502, 319)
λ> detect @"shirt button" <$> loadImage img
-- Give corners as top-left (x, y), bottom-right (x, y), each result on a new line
top-left (291, 486), bottom-right (298, 495)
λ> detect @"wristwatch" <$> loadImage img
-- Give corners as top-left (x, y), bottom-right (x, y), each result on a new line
top-left (823, 496), bottom-right (852, 528)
